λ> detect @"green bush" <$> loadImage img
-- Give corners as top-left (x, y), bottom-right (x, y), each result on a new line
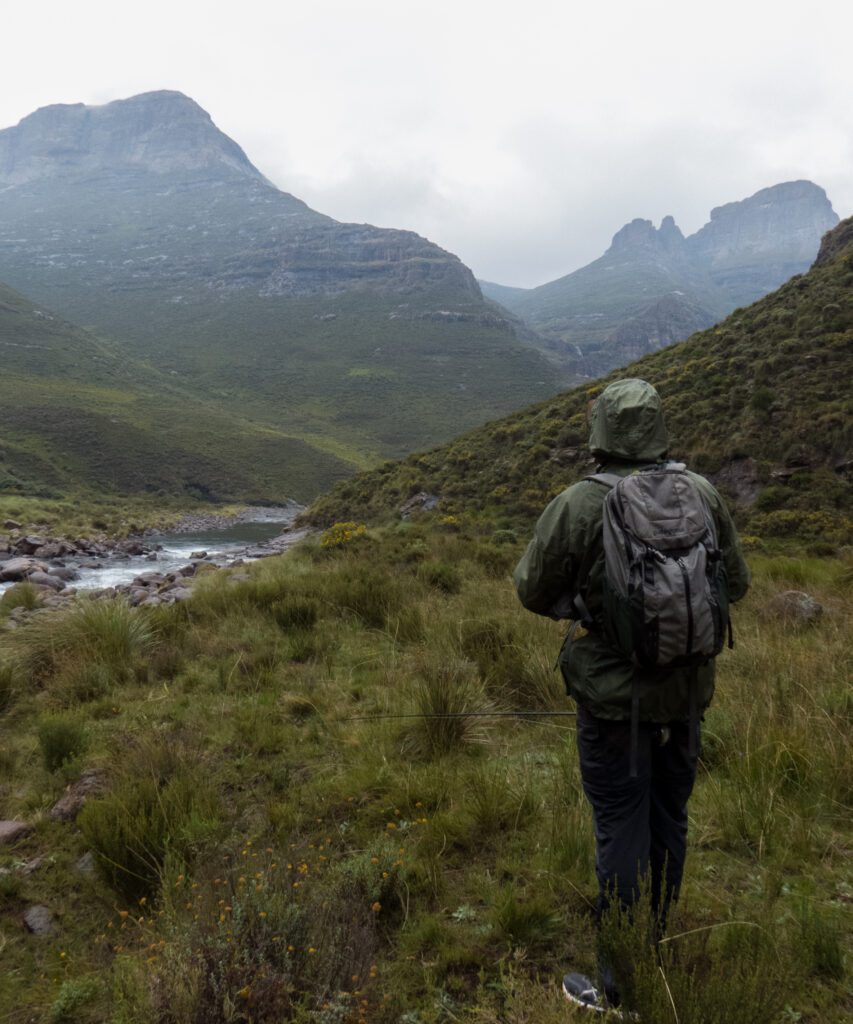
top-left (37, 715), bottom-right (88, 772)
top-left (402, 657), bottom-right (489, 759)
top-left (79, 754), bottom-right (220, 901)
top-left (270, 595), bottom-right (319, 631)
top-left (417, 560), bottom-right (463, 594)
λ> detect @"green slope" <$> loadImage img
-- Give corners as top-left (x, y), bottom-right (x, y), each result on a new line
top-left (307, 219), bottom-right (853, 545)
top-left (0, 93), bottom-right (562, 476)
top-left (0, 282), bottom-right (356, 503)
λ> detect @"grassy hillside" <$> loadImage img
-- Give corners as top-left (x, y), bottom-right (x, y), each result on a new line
top-left (0, 94), bottom-right (564, 475)
top-left (307, 219), bottom-right (853, 547)
top-left (0, 282), bottom-right (356, 505)
top-left (0, 522), bottom-right (849, 1022)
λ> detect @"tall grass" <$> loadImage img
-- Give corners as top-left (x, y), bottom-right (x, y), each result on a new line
top-left (1, 526), bottom-right (851, 1022)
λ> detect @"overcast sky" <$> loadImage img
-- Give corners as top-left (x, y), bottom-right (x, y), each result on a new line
top-left (3, 0), bottom-right (851, 287)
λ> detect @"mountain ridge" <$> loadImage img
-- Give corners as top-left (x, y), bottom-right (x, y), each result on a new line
top-left (482, 181), bottom-right (839, 377)
top-left (308, 217), bottom-right (853, 546)
top-left (0, 92), bottom-right (561, 488)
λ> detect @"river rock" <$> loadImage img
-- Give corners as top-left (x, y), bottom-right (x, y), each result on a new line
top-left (15, 536), bottom-right (46, 555)
top-left (134, 572), bottom-right (165, 586)
top-left (190, 550), bottom-right (208, 560)
top-left (50, 567), bottom-right (79, 582)
top-left (0, 557), bottom-right (49, 581)
top-left (79, 560), bottom-right (103, 570)
top-left (762, 590), bottom-right (823, 626)
top-left (0, 820), bottom-right (32, 845)
top-left (23, 905), bottom-right (55, 936)
top-left (26, 571), bottom-right (65, 591)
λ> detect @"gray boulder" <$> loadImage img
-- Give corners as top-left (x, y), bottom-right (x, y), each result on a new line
top-left (0, 557), bottom-right (49, 581)
top-left (23, 905), bottom-right (55, 936)
top-left (762, 590), bottom-right (823, 626)
top-left (0, 820), bottom-right (32, 845)
top-left (26, 572), bottom-right (65, 591)
top-left (15, 536), bottom-right (45, 555)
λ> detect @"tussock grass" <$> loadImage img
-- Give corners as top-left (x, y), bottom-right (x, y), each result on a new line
top-left (1, 523), bottom-right (850, 1022)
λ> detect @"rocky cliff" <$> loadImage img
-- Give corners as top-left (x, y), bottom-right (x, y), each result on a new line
top-left (487, 181), bottom-right (839, 376)
top-left (0, 91), bottom-right (559, 486)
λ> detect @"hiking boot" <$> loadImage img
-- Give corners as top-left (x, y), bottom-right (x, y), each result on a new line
top-left (562, 973), bottom-right (606, 1013)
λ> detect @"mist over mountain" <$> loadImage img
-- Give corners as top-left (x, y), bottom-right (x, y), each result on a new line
top-left (482, 181), bottom-right (839, 376)
top-left (0, 91), bottom-right (559, 492)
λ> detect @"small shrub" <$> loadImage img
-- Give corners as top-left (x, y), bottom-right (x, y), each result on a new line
top-left (0, 661), bottom-right (19, 712)
top-left (54, 661), bottom-right (113, 705)
top-left (49, 978), bottom-right (101, 1023)
top-left (418, 560), bottom-right (462, 594)
top-left (0, 582), bottom-right (41, 613)
top-left (798, 899), bottom-right (845, 980)
top-left (321, 565), bottom-right (407, 630)
top-left (321, 521), bottom-right (367, 548)
top-left (402, 657), bottom-right (490, 759)
top-left (491, 888), bottom-right (560, 949)
top-left (79, 750), bottom-right (220, 901)
top-left (270, 595), bottom-right (319, 631)
top-left (37, 715), bottom-right (88, 772)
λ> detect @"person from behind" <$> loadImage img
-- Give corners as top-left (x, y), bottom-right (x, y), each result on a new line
top-left (513, 378), bottom-right (750, 1013)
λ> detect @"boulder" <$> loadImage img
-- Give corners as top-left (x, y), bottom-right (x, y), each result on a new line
top-left (762, 590), bottom-right (823, 626)
top-left (50, 567), bottom-right (79, 582)
top-left (3, 519), bottom-right (22, 530)
top-left (190, 550), bottom-right (208, 560)
top-left (0, 557), bottom-right (49, 581)
top-left (23, 905), bottom-right (55, 936)
top-left (399, 492), bottom-right (440, 518)
top-left (34, 542), bottom-right (64, 559)
top-left (26, 572), bottom-right (65, 592)
top-left (0, 820), bottom-right (32, 845)
top-left (15, 536), bottom-right (45, 555)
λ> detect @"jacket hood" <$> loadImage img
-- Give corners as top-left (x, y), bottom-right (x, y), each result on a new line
top-left (588, 378), bottom-right (669, 461)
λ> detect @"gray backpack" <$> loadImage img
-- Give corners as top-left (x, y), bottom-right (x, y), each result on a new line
top-left (590, 462), bottom-right (730, 670)
top-left (574, 463), bottom-right (731, 773)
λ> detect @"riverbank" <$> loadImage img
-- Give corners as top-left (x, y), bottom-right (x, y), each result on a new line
top-left (0, 507), bottom-right (308, 620)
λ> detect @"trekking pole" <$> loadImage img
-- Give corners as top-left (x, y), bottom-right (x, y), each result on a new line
top-left (341, 710), bottom-right (578, 722)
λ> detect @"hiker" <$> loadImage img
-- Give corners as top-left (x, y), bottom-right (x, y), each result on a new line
top-left (513, 378), bottom-right (750, 1013)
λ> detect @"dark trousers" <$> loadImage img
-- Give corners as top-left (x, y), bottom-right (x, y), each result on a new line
top-left (576, 704), bottom-right (699, 927)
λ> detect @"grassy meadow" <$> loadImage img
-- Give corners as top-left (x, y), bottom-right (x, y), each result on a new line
top-left (0, 516), bottom-right (849, 1023)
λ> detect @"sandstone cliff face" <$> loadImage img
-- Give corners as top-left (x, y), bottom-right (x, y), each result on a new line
top-left (686, 180), bottom-right (839, 306)
top-left (494, 181), bottom-right (839, 377)
top-left (0, 91), bottom-right (267, 185)
top-left (0, 91), bottom-right (481, 304)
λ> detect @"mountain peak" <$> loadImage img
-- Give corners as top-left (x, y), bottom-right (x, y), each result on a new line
top-left (608, 215), bottom-right (685, 254)
top-left (0, 90), bottom-right (268, 185)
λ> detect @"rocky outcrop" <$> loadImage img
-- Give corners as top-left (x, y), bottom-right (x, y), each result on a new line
top-left (686, 181), bottom-right (839, 306)
top-left (0, 91), bottom-right (482, 305)
top-left (495, 181), bottom-right (839, 377)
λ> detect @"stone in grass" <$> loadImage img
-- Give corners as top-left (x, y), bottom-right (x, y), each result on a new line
top-left (762, 590), bottom-right (824, 627)
top-left (0, 820), bottom-right (32, 845)
top-left (23, 905), bottom-right (55, 936)
top-left (50, 770), bottom-right (106, 822)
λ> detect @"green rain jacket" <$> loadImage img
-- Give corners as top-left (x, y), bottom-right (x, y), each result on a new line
top-left (513, 379), bottom-right (750, 722)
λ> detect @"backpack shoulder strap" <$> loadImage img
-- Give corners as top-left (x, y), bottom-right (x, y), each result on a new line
top-left (586, 472), bottom-right (622, 489)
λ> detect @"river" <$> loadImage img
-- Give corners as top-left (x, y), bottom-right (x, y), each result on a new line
top-left (0, 507), bottom-right (304, 598)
